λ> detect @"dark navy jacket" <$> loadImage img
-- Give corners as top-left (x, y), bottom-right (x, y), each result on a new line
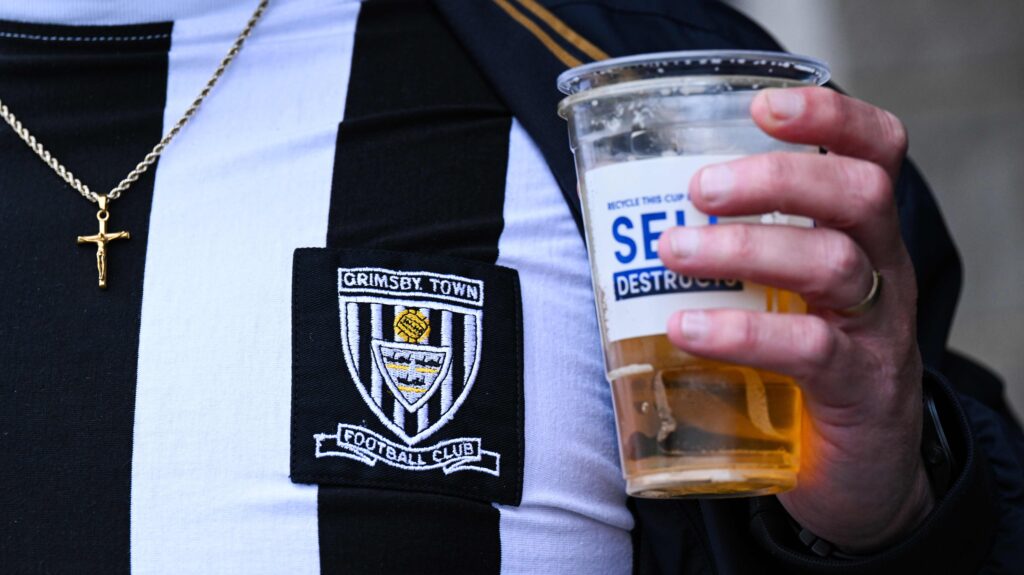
top-left (435, 1), bottom-right (1024, 573)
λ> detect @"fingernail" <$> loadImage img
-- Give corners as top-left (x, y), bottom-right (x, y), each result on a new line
top-left (699, 165), bottom-right (733, 205)
top-left (669, 228), bottom-right (699, 259)
top-left (680, 311), bottom-right (709, 341)
top-left (765, 89), bottom-right (805, 120)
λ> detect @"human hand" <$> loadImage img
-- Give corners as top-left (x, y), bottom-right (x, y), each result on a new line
top-left (656, 87), bottom-right (933, 552)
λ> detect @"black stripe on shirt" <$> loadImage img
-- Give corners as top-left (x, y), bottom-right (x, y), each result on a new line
top-left (325, 0), bottom-right (510, 262)
top-left (318, 0), bottom-right (511, 573)
top-left (0, 21), bottom-right (171, 573)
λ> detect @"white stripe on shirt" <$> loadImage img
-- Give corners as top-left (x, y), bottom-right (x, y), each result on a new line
top-left (495, 120), bottom-right (634, 575)
top-left (0, 0), bottom-right (257, 26)
top-left (130, 1), bottom-right (359, 572)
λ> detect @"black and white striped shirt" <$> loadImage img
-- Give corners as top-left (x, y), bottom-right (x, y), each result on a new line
top-left (0, 0), bottom-right (633, 572)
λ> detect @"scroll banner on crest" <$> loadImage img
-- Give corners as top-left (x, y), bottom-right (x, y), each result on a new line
top-left (316, 423), bottom-right (500, 476)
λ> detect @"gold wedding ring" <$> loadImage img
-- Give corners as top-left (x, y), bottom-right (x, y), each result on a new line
top-left (838, 269), bottom-right (883, 317)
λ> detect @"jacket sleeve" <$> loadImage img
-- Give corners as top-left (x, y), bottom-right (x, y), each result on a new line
top-left (545, 1), bottom-right (1024, 572)
top-left (748, 366), bottom-right (1023, 574)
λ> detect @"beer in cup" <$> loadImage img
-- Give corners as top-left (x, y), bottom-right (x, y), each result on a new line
top-left (557, 51), bottom-right (831, 498)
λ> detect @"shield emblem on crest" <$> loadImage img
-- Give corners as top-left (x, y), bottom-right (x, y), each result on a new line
top-left (370, 340), bottom-right (452, 413)
top-left (337, 269), bottom-right (484, 446)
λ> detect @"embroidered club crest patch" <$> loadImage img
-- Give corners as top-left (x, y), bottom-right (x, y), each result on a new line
top-left (334, 268), bottom-right (486, 448)
top-left (290, 249), bottom-right (524, 505)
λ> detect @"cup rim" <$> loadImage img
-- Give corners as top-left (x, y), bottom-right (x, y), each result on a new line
top-left (557, 50), bottom-right (831, 95)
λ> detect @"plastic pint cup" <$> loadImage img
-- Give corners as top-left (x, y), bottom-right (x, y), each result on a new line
top-left (557, 51), bottom-right (831, 498)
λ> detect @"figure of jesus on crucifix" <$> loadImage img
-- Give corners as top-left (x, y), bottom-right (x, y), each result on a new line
top-left (77, 196), bottom-right (129, 289)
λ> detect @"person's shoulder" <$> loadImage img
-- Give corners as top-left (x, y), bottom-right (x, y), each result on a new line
top-left (537, 0), bottom-right (785, 54)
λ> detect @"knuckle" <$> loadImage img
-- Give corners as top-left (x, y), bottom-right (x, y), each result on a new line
top-left (723, 224), bottom-right (757, 261)
top-left (804, 234), bottom-right (862, 302)
top-left (750, 153), bottom-right (804, 214)
top-left (730, 312), bottom-right (759, 350)
top-left (826, 234), bottom-right (863, 285)
top-left (880, 110), bottom-right (909, 155)
top-left (817, 88), bottom-right (848, 127)
top-left (845, 161), bottom-right (893, 216)
top-left (750, 153), bottom-right (791, 193)
top-left (762, 153), bottom-right (790, 186)
top-left (795, 317), bottom-right (836, 374)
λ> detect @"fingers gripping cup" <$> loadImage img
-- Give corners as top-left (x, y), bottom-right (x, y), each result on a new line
top-left (558, 51), bottom-right (831, 498)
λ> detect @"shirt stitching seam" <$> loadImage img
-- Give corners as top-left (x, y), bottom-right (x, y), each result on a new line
top-left (0, 31), bottom-right (170, 43)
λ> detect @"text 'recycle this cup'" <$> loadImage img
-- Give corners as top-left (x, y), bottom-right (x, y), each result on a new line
top-left (558, 50), bottom-right (830, 498)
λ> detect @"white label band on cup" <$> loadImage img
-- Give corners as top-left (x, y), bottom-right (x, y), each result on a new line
top-left (584, 155), bottom-right (810, 344)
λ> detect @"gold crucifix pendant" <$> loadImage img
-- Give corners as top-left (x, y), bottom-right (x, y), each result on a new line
top-left (77, 196), bottom-right (130, 289)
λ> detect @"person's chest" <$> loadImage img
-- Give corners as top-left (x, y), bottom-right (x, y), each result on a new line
top-left (0, 1), bottom-right (632, 572)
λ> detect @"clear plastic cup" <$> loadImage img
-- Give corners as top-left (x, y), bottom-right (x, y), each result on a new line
top-left (558, 50), bottom-right (831, 498)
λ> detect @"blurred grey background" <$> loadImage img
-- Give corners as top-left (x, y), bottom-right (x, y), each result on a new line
top-left (726, 0), bottom-right (1024, 417)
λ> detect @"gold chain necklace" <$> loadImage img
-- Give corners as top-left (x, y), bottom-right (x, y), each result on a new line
top-left (0, 0), bottom-right (269, 288)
